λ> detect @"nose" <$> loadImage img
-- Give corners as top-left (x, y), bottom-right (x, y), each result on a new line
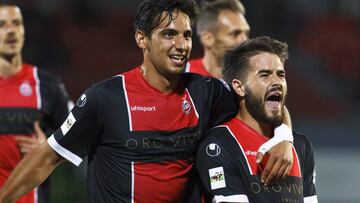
top-left (174, 35), bottom-right (187, 52)
top-left (270, 74), bottom-right (283, 86)
top-left (236, 33), bottom-right (248, 45)
top-left (4, 24), bottom-right (16, 34)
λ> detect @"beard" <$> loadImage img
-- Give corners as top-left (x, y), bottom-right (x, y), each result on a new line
top-left (244, 86), bottom-right (285, 126)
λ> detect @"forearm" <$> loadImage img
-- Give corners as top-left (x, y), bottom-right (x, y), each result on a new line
top-left (0, 142), bottom-right (64, 203)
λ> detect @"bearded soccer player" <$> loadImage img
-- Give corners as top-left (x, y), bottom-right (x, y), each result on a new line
top-left (186, 0), bottom-right (250, 79)
top-left (196, 37), bottom-right (318, 203)
top-left (0, 3), bottom-right (72, 203)
top-left (0, 1), bottom-right (294, 202)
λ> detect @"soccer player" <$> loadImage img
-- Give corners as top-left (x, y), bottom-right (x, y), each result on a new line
top-left (0, 3), bottom-right (72, 203)
top-left (186, 0), bottom-right (250, 79)
top-left (0, 1), bottom-right (293, 202)
top-left (196, 37), bottom-right (318, 203)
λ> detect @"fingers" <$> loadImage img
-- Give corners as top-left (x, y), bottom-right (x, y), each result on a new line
top-left (33, 121), bottom-right (46, 142)
top-left (260, 154), bottom-right (276, 185)
top-left (260, 153), bottom-right (293, 186)
top-left (15, 136), bottom-right (37, 155)
top-left (282, 164), bottom-right (292, 180)
top-left (264, 159), bottom-right (286, 185)
top-left (256, 152), bottom-right (264, 164)
top-left (15, 122), bottom-right (46, 156)
top-left (17, 141), bottom-right (37, 154)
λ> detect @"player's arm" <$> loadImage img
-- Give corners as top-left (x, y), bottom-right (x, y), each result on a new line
top-left (302, 135), bottom-right (318, 203)
top-left (196, 128), bottom-right (250, 203)
top-left (0, 141), bottom-right (64, 203)
top-left (256, 107), bottom-right (294, 185)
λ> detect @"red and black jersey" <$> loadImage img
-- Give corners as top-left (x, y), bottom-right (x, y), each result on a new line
top-left (48, 67), bottom-right (238, 203)
top-left (0, 64), bottom-right (72, 203)
top-left (196, 118), bottom-right (318, 203)
top-left (186, 58), bottom-right (212, 77)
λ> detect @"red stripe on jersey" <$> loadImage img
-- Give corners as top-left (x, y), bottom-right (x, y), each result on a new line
top-left (122, 67), bottom-right (198, 131)
top-left (225, 118), bottom-right (301, 177)
top-left (0, 64), bottom-right (39, 108)
top-left (187, 58), bottom-right (212, 77)
top-left (133, 160), bottom-right (193, 202)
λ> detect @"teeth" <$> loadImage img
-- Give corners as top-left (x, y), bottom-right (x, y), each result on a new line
top-left (170, 55), bottom-right (184, 61)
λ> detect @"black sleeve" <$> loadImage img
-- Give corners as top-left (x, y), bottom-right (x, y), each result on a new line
top-left (196, 127), bottom-right (249, 202)
top-left (48, 86), bottom-right (103, 166)
top-left (49, 78), bottom-right (73, 129)
top-left (207, 78), bottom-right (238, 128)
top-left (37, 71), bottom-right (73, 135)
top-left (301, 135), bottom-right (317, 198)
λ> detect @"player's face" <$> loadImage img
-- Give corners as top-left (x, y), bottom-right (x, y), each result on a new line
top-left (243, 53), bottom-right (287, 126)
top-left (0, 6), bottom-right (24, 56)
top-left (145, 11), bottom-right (192, 77)
top-left (213, 10), bottom-right (250, 64)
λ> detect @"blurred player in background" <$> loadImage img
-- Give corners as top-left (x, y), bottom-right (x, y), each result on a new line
top-left (187, 0), bottom-right (250, 79)
top-left (0, 3), bottom-right (72, 203)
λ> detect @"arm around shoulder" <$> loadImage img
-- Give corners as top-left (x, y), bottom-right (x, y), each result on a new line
top-left (0, 141), bottom-right (64, 203)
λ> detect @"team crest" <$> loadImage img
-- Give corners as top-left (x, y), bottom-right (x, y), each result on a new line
top-left (19, 81), bottom-right (32, 97)
top-left (181, 96), bottom-right (191, 115)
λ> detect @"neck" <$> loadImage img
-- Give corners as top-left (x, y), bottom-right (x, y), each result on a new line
top-left (0, 54), bottom-right (22, 78)
top-left (140, 62), bottom-right (180, 94)
top-left (236, 103), bottom-right (273, 138)
top-left (203, 50), bottom-right (223, 79)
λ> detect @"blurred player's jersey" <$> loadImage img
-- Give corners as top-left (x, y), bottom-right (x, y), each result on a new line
top-left (196, 118), bottom-right (318, 203)
top-left (0, 64), bottom-right (72, 203)
top-left (186, 58), bottom-right (212, 77)
top-left (48, 67), bottom-right (238, 202)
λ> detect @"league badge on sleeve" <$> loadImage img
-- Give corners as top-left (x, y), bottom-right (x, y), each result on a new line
top-left (209, 166), bottom-right (226, 190)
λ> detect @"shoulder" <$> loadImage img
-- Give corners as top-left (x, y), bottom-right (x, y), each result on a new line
top-left (293, 131), bottom-right (313, 149)
top-left (86, 75), bottom-right (124, 96)
top-left (183, 73), bottom-right (230, 90)
top-left (35, 67), bottom-right (63, 85)
top-left (199, 125), bottom-right (234, 149)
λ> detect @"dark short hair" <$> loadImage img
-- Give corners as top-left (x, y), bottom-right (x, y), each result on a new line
top-left (134, 0), bottom-right (199, 38)
top-left (222, 36), bottom-right (289, 83)
top-left (197, 0), bottom-right (245, 34)
top-left (0, 2), bottom-right (18, 7)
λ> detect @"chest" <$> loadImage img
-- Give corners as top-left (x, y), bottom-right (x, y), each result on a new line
top-left (0, 75), bottom-right (41, 135)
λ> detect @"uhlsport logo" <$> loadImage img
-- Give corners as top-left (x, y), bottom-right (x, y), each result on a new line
top-left (206, 143), bottom-right (221, 157)
top-left (181, 96), bottom-right (191, 115)
top-left (77, 94), bottom-right (87, 107)
top-left (19, 81), bottom-right (32, 97)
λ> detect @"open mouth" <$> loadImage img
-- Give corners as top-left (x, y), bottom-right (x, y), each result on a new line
top-left (169, 54), bottom-right (186, 66)
top-left (265, 91), bottom-right (282, 110)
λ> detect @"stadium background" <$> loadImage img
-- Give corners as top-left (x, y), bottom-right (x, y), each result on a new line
top-left (11, 0), bottom-right (360, 202)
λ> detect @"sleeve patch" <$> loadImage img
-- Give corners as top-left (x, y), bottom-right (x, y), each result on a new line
top-left (209, 166), bottom-right (226, 190)
top-left (60, 112), bottom-right (76, 136)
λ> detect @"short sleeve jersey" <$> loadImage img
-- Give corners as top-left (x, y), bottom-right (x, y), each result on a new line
top-left (48, 67), bottom-right (238, 203)
top-left (0, 64), bottom-right (72, 203)
top-left (186, 58), bottom-right (212, 77)
top-left (196, 118), bottom-right (318, 203)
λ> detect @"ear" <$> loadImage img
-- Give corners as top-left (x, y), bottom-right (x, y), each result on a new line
top-left (232, 79), bottom-right (245, 97)
top-left (199, 31), bottom-right (214, 48)
top-left (135, 30), bottom-right (148, 49)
